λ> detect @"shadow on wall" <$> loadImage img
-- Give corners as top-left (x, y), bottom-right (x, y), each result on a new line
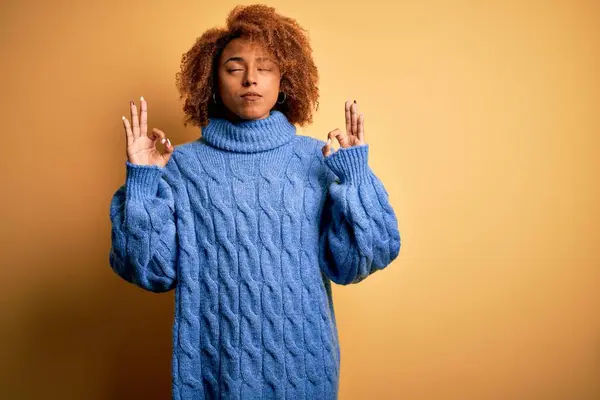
top-left (1, 247), bottom-right (175, 400)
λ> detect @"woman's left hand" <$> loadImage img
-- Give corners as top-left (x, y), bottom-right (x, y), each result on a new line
top-left (322, 100), bottom-right (366, 157)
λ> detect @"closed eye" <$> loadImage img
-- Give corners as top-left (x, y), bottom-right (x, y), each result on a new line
top-left (228, 69), bottom-right (271, 72)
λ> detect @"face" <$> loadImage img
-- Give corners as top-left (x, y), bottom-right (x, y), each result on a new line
top-left (217, 38), bottom-right (282, 121)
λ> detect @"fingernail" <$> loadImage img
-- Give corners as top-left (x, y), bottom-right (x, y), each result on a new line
top-left (161, 138), bottom-right (166, 144)
top-left (140, 96), bottom-right (144, 101)
top-left (167, 139), bottom-right (171, 147)
top-left (122, 116), bottom-right (126, 120)
top-left (327, 138), bottom-right (331, 144)
top-left (354, 100), bottom-right (356, 103)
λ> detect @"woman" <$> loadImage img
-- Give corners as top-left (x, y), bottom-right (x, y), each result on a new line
top-left (110, 4), bottom-right (401, 399)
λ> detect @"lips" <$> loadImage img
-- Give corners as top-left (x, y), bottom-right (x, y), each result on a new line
top-left (241, 92), bottom-right (262, 98)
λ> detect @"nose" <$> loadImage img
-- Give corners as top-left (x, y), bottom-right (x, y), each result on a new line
top-left (243, 68), bottom-right (257, 86)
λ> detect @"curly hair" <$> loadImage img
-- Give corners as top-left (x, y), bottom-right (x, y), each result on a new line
top-left (175, 4), bottom-right (320, 128)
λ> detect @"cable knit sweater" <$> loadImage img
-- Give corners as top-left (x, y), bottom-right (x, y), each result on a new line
top-left (108, 110), bottom-right (401, 400)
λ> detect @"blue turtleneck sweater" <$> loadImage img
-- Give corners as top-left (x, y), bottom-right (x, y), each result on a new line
top-left (108, 110), bottom-right (401, 400)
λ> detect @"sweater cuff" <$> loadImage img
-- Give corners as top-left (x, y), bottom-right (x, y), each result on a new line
top-left (324, 144), bottom-right (370, 184)
top-left (125, 160), bottom-right (164, 200)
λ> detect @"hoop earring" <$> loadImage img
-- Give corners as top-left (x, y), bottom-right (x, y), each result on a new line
top-left (277, 92), bottom-right (287, 104)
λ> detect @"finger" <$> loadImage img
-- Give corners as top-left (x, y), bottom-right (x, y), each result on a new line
top-left (130, 100), bottom-right (140, 138)
top-left (357, 113), bottom-right (365, 144)
top-left (324, 132), bottom-right (336, 156)
top-left (351, 101), bottom-right (358, 137)
top-left (345, 100), bottom-right (352, 137)
top-left (149, 127), bottom-right (166, 142)
top-left (331, 127), bottom-right (352, 148)
top-left (158, 138), bottom-right (175, 166)
top-left (164, 138), bottom-right (174, 155)
top-left (322, 137), bottom-right (332, 157)
top-left (140, 96), bottom-right (147, 138)
top-left (122, 115), bottom-right (133, 145)
top-left (323, 130), bottom-right (340, 156)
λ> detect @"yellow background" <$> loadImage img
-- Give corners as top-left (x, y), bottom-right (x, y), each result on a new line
top-left (1, 0), bottom-right (598, 399)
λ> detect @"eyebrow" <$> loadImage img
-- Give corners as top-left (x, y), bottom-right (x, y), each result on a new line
top-left (223, 56), bottom-right (272, 65)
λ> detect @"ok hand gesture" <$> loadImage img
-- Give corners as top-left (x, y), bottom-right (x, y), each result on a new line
top-left (322, 100), bottom-right (366, 157)
top-left (122, 96), bottom-right (174, 167)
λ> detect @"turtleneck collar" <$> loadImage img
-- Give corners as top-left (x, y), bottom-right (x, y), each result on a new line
top-left (200, 110), bottom-right (297, 153)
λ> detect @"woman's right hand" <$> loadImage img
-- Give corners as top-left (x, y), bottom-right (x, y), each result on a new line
top-left (122, 96), bottom-right (173, 167)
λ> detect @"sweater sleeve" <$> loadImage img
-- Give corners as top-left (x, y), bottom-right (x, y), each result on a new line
top-left (318, 144), bottom-right (401, 285)
top-left (108, 160), bottom-right (179, 293)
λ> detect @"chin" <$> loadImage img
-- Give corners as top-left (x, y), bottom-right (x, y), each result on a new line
top-left (236, 107), bottom-right (270, 120)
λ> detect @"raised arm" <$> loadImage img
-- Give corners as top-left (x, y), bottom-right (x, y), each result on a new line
top-left (319, 144), bottom-right (401, 285)
top-left (109, 160), bottom-right (179, 292)
top-left (109, 96), bottom-right (179, 292)
top-left (318, 99), bottom-right (401, 285)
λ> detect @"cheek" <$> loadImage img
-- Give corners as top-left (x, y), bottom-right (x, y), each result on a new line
top-left (266, 77), bottom-right (281, 96)
top-left (218, 73), bottom-right (235, 94)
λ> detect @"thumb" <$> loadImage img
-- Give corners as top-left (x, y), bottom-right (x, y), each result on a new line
top-left (162, 138), bottom-right (174, 163)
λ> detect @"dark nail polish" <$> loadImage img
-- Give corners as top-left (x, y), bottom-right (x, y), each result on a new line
top-left (354, 100), bottom-right (356, 103)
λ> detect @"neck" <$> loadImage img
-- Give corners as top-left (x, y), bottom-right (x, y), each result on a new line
top-left (221, 107), bottom-right (270, 123)
top-left (201, 110), bottom-right (297, 153)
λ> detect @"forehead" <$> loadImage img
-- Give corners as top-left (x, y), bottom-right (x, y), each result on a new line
top-left (220, 38), bottom-right (272, 60)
